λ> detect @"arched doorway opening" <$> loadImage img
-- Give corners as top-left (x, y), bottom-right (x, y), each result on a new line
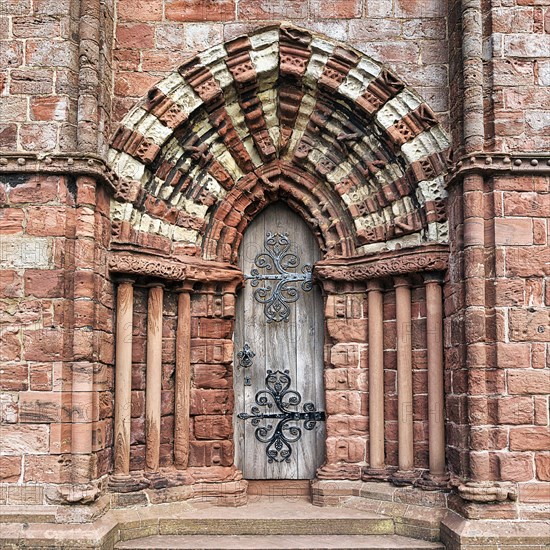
top-left (234, 202), bottom-right (325, 479)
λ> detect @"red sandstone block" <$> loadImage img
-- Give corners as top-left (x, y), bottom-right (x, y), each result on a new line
top-left (118, 0), bottom-right (163, 21)
top-left (20, 123), bottom-right (58, 152)
top-left (518, 482), bottom-right (550, 503)
top-left (116, 23), bottom-right (154, 49)
top-left (506, 246), bottom-right (550, 277)
top-left (324, 369), bottom-right (359, 391)
top-left (141, 50), bottom-right (183, 72)
top-left (19, 391), bottom-right (67, 423)
top-left (166, 0), bottom-right (235, 21)
top-left (0, 271), bottom-right (22, 298)
top-left (194, 415), bottom-right (232, 440)
top-left (508, 370), bottom-right (550, 395)
top-left (394, 0), bottom-right (445, 17)
top-left (509, 308), bottom-right (550, 343)
top-left (329, 344), bottom-right (360, 368)
top-left (495, 218), bottom-right (533, 246)
top-left (326, 415), bottom-right (368, 437)
top-left (325, 391), bottom-right (366, 415)
top-left (9, 175), bottom-right (59, 204)
top-left (238, 0), bottom-right (306, 19)
top-left (497, 396), bottom-right (534, 424)
top-left (9, 68), bottom-right (54, 95)
top-left (326, 319), bottom-right (368, 343)
top-left (0, 363), bottom-right (28, 391)
top-left (535, 453), bottom-right (550, 481)
top-left (24, 269), bottom-right (65, 298)
top-left (510, 427), bottom-right (550, 451)
top-left (311, 0), bottom-right (361, 18)
top-left (29, 364), bottom-right (53, 391)
top-left (23, 329), bottom-right (65, 361)
top-left (0, 208), bottom-right (25, 234)
top-left (26, 205), bottom-right (67, 236)
top-left (194, 318), bottom-right (233, 339)
top-left (0, 456), bottom-right (21, 482)
top-left (30, 96), bottom-right (68, 121)
top-left (0, 328), bottom-right (22, 361)
top-left (503, 191), bottom-right (550, 218)
top-left (115, 72), bottom-right (160, 97)
top-left (534, 396), bottom-right (549, 425)
top-left (533, 219), bottom-right (547, 245)
top-left (325, 436), bottom-right (366, 463)
top-left (188, 440), bottom-right (233, 467)
top-left (190, 389), bottom-right (233, 415)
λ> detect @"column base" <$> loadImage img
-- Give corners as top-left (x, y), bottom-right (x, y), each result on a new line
top-left (390, 469), bottom-right (418, 486)
top-left (108, 474), bottom-right (150, 493)
top-left (145, 471), bottom-right (169, 489)
top-left (316, 463), bottom-right (362, 480)
top-left (361, 466), bottom-right (394, 481)
top-left (416, 471), bottom-right (451, 491)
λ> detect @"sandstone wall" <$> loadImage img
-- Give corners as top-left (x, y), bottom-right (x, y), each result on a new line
top-left (0, 0), bottom-right (548, 517)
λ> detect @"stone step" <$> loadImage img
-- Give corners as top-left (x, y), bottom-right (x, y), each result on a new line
top-left (153, 498), bottom-right (393, 536)
top-left (115, 534), bottom-right (445, 550)
top-left (0, 505), bottom-right (58, 524)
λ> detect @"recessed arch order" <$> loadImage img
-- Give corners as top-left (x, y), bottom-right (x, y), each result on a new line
top-left (107, 24), bottom-right (451, 265)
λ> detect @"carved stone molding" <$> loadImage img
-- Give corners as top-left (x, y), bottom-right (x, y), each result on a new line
top-left (447, 152), bottom-right (550, 187)
top-left (458, 481), bottom-right (518, 503)
top-left (314, 244), bottom-right (449, 282)
top-left (108, 251), bottom-right (243, 284)
top-left (0, 152), bottom-right (117, 192)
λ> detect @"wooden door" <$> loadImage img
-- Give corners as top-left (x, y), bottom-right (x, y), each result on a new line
top-left (234, 203), bottom-right (326, 479)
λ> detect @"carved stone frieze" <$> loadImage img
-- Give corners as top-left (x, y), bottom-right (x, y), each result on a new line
top-left (108, 251), bottom-right (243, 284)
top-left (447, 152), bottom-right (550, 186)
top-left (315, 244), bottom-right (449, 282)
top-left (0, 153), bottom-right (118, 191)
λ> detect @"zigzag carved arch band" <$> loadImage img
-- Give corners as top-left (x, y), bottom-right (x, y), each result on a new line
top-left (107, 24), bottom-right (451, 264)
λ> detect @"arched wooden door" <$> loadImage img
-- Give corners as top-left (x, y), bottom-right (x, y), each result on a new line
top-left (234, 203), bottom-right (326, 479)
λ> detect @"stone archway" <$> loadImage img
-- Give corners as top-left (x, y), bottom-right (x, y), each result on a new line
top-left (106, 24), bottom-right (452, 496)
top-left (107, 24), bottom-right (451, 264)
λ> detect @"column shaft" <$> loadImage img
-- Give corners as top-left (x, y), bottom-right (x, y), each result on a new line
top-left (395, 277), bottom-right (414, 476)
top-left (145, 285), bottom-right (164, 472)
top-left (113, 280), bottom-right (134, 477)
top-left (174, 288), bottom-right (192, 469)
top-left (368, 280), bottom-right (385, 471)
top-left (425, 276), bottom-right (446, 477)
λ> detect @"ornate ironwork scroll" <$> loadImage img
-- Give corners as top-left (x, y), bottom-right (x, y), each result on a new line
top-left (237, 343), bottom-right (254, 386)
top-left (237, 343), bottom-right (255, 368)
top-left (244, 232), bottom-right (313, 323)
top-left (237, 370), bottom-right (325, 463)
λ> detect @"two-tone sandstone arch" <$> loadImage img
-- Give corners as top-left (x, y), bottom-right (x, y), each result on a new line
top-left (107, 24), bottom-right (451, 265)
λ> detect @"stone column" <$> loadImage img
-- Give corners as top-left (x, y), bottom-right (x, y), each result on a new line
top-left (110, 279), bottom-right (137, 490)
top-left (419, 273), bottom-right (449, 489)
top-left (145, 283), bottom-right (164, 484)
top-left (174, 283), bottom-right (193, 470)
top-left (391, 276), bottom-right (416, 485)
top-left (363, 279), bottom-right (387, 480)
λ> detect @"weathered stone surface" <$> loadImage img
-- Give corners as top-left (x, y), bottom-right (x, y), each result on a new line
top-left (0, 425), bottom-right (49, 455)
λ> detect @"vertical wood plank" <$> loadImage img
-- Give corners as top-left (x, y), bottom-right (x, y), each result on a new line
top-left (235, 202), bottom-right (324, 480)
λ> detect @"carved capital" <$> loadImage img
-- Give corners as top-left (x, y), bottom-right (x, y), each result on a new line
top-left (315, 244), bottom-right (449, 282)
top-left (108, 251), bottom-right (243, 285)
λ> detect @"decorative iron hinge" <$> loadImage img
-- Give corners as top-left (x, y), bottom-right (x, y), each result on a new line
top-left (244, 232), bottom-right (313, 323)
top-left (238, 369), bottom-right (325, 463)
